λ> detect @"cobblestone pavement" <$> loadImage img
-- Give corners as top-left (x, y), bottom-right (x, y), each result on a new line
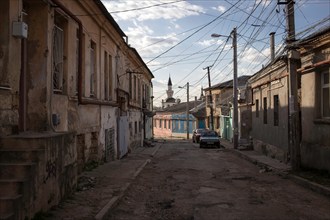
top-left (107, 140), bottom-right (330, 220)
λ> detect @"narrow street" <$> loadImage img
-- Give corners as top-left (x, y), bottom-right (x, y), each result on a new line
top-left (107, 140), bottom-right (330, 220)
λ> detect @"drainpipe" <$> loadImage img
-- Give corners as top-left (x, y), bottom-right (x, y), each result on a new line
top-left (270, 32), bottom-right (275, 62)
top-left (52, 0), bottom-right (118, 107)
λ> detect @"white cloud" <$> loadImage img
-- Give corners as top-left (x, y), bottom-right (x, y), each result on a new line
top-left (240, 47), bottom-right (270, 65)
top-left (197, 39), bottom-right (223, 47)
top-left (124, 23), bottom-right (179, 57)
top-left (212, 5), bottom-right (226, 13)
top-left (103, 0), bottom-right (205, 22)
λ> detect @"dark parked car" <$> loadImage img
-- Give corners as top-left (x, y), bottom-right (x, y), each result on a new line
top-left (199, 130), bottom-right (220, 148)
top-left (192, 128), bottom-right (208, 143)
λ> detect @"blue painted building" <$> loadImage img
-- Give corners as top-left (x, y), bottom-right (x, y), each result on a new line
top-left (154, 100), bottom-right (204, 139)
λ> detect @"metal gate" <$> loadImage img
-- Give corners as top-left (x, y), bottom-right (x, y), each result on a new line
top-left (118, 116), bottom-right (129, 158)
top-left (105, 128), bottom-right (115, 162)
top-left (220, 116), bottom-right (233, 141)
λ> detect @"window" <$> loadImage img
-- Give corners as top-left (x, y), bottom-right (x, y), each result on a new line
top-left (169, 120), bottom-right (171, 129)
top-left (90, 41), bottom-right (96, 97)
top-left (135, 121), bottom-right (137, 134)
top-left (108, 55), bottom-right (112, 99)
top-left (263, 97), bottom-right (267, 124)
top-left (52, 12), bottom-right (67, 93)
top-left (164, 120), bottom-right (167, 128)
top-left (138, 78), bottom-right (141, 103)
top-left (322, 71), bottom-right (330, 118)
top-left (255, 99), bottom-right (259, 118)
top-left (159, 119), bottom-right (162, 128)
top-left (75, 30), bottom-right (79, 94)
top-left (274, 95), bottom-right (279, 126)
top-left (129, 73), bottom-right (132, 98)
top-left (215, 94), bottom-right (220, 104)
top-left (103, 53), bottom-right (113, 100)
top-left (134, 76), bottom-right (137, 101)
top-left (104, 51), bottom-right (108, 100)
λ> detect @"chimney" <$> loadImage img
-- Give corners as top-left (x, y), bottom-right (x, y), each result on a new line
top-left (270, 32), bottom-right (275, 62)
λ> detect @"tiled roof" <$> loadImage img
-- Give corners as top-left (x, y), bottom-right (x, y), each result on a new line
top-left (204, 75), bottom-right (251, 91)
top-left (157, 100), bottom-right (203, 114)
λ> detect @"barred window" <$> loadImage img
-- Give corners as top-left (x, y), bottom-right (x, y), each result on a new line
top-left (52, 25), bottom-right (64, 92)
top-left (90, 41), bottom-right (96, 97)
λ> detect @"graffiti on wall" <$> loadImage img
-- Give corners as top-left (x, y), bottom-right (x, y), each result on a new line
top-left (43, 160), bottom-right (57, 183)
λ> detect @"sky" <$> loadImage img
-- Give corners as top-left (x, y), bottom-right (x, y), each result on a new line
top-left (101, 0), bottom-right (330, 106)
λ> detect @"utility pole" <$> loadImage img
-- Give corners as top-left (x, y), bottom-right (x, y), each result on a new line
top-left (186, 82), bottom-right (189, 140)
top-left (278, 0), bottom-right (301, 169)
top-left (204, 66), bottom-right (214, 130)
top-left (232, 27), bottom-right (238, 149)
top-left (285, 0), bottom-right (301, 170)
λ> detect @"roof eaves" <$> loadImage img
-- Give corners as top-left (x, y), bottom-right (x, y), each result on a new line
top-left (94, 0), bottom-right (126, 38)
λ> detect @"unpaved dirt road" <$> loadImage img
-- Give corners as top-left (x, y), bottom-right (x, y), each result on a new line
top-left (107, 140), bottom-right (330, 220)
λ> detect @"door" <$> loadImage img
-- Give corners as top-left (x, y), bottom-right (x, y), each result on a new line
top-left (118, 116), bottom-right (129, 158)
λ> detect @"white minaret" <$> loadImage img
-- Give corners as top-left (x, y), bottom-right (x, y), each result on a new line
top-left (166, 76), bottom-right (174, 99)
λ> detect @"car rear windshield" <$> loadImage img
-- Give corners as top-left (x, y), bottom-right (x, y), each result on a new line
top-left (202, 131), bottom-right (217, 137)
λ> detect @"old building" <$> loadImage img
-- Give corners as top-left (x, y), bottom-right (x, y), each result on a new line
top-left (204, 75), bottom-right (250, 140)
top-left (0, 0), bottom-right (153, 218)
top-left (248, 56), bottom-right (289, 161)
top-left (298, 27), bottom-right (330, 172)
top-left (247, 27), bottom-right (330, 171)
top-left (154, 101), bottom-right (202, 139)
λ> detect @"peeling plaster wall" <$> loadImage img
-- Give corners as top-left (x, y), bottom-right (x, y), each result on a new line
top-left (249, 61), bottom-right (290, 162)
top-left (25, 1), bottom-right (51, 131)
top-left (300, 44), bottom-right (330, 172)
top-left (129, 110), bottom-right (143, 149)
top-left (100, 106), bottom-right (118, 161)
top-left (0, 0), bottom-right (21, 135)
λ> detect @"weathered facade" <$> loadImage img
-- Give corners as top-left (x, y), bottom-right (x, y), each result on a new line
top-left (298, 27), bottom-right (330, 171)
top-left (0, 0), bottom-right (153, 218)
top-left (154, 101), bottom-right (202, 139)
top-left (247, 27), bottom-right (330, 171)
top-left (248, 56), bottom-right (290, 162)
top-left (204, 76), bottom-right (250, 140)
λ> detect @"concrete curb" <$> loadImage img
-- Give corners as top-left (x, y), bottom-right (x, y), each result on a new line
top-left (94, 159), bottom-right (151, 220)
top-left (226, 148), bottom-right (287, 174)
top-left (288, 174), bottom-right (330, 198)
top-left (151, 143), bottom-right (162, 157)
top-left (226, 147), bottom-right (330, 199)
